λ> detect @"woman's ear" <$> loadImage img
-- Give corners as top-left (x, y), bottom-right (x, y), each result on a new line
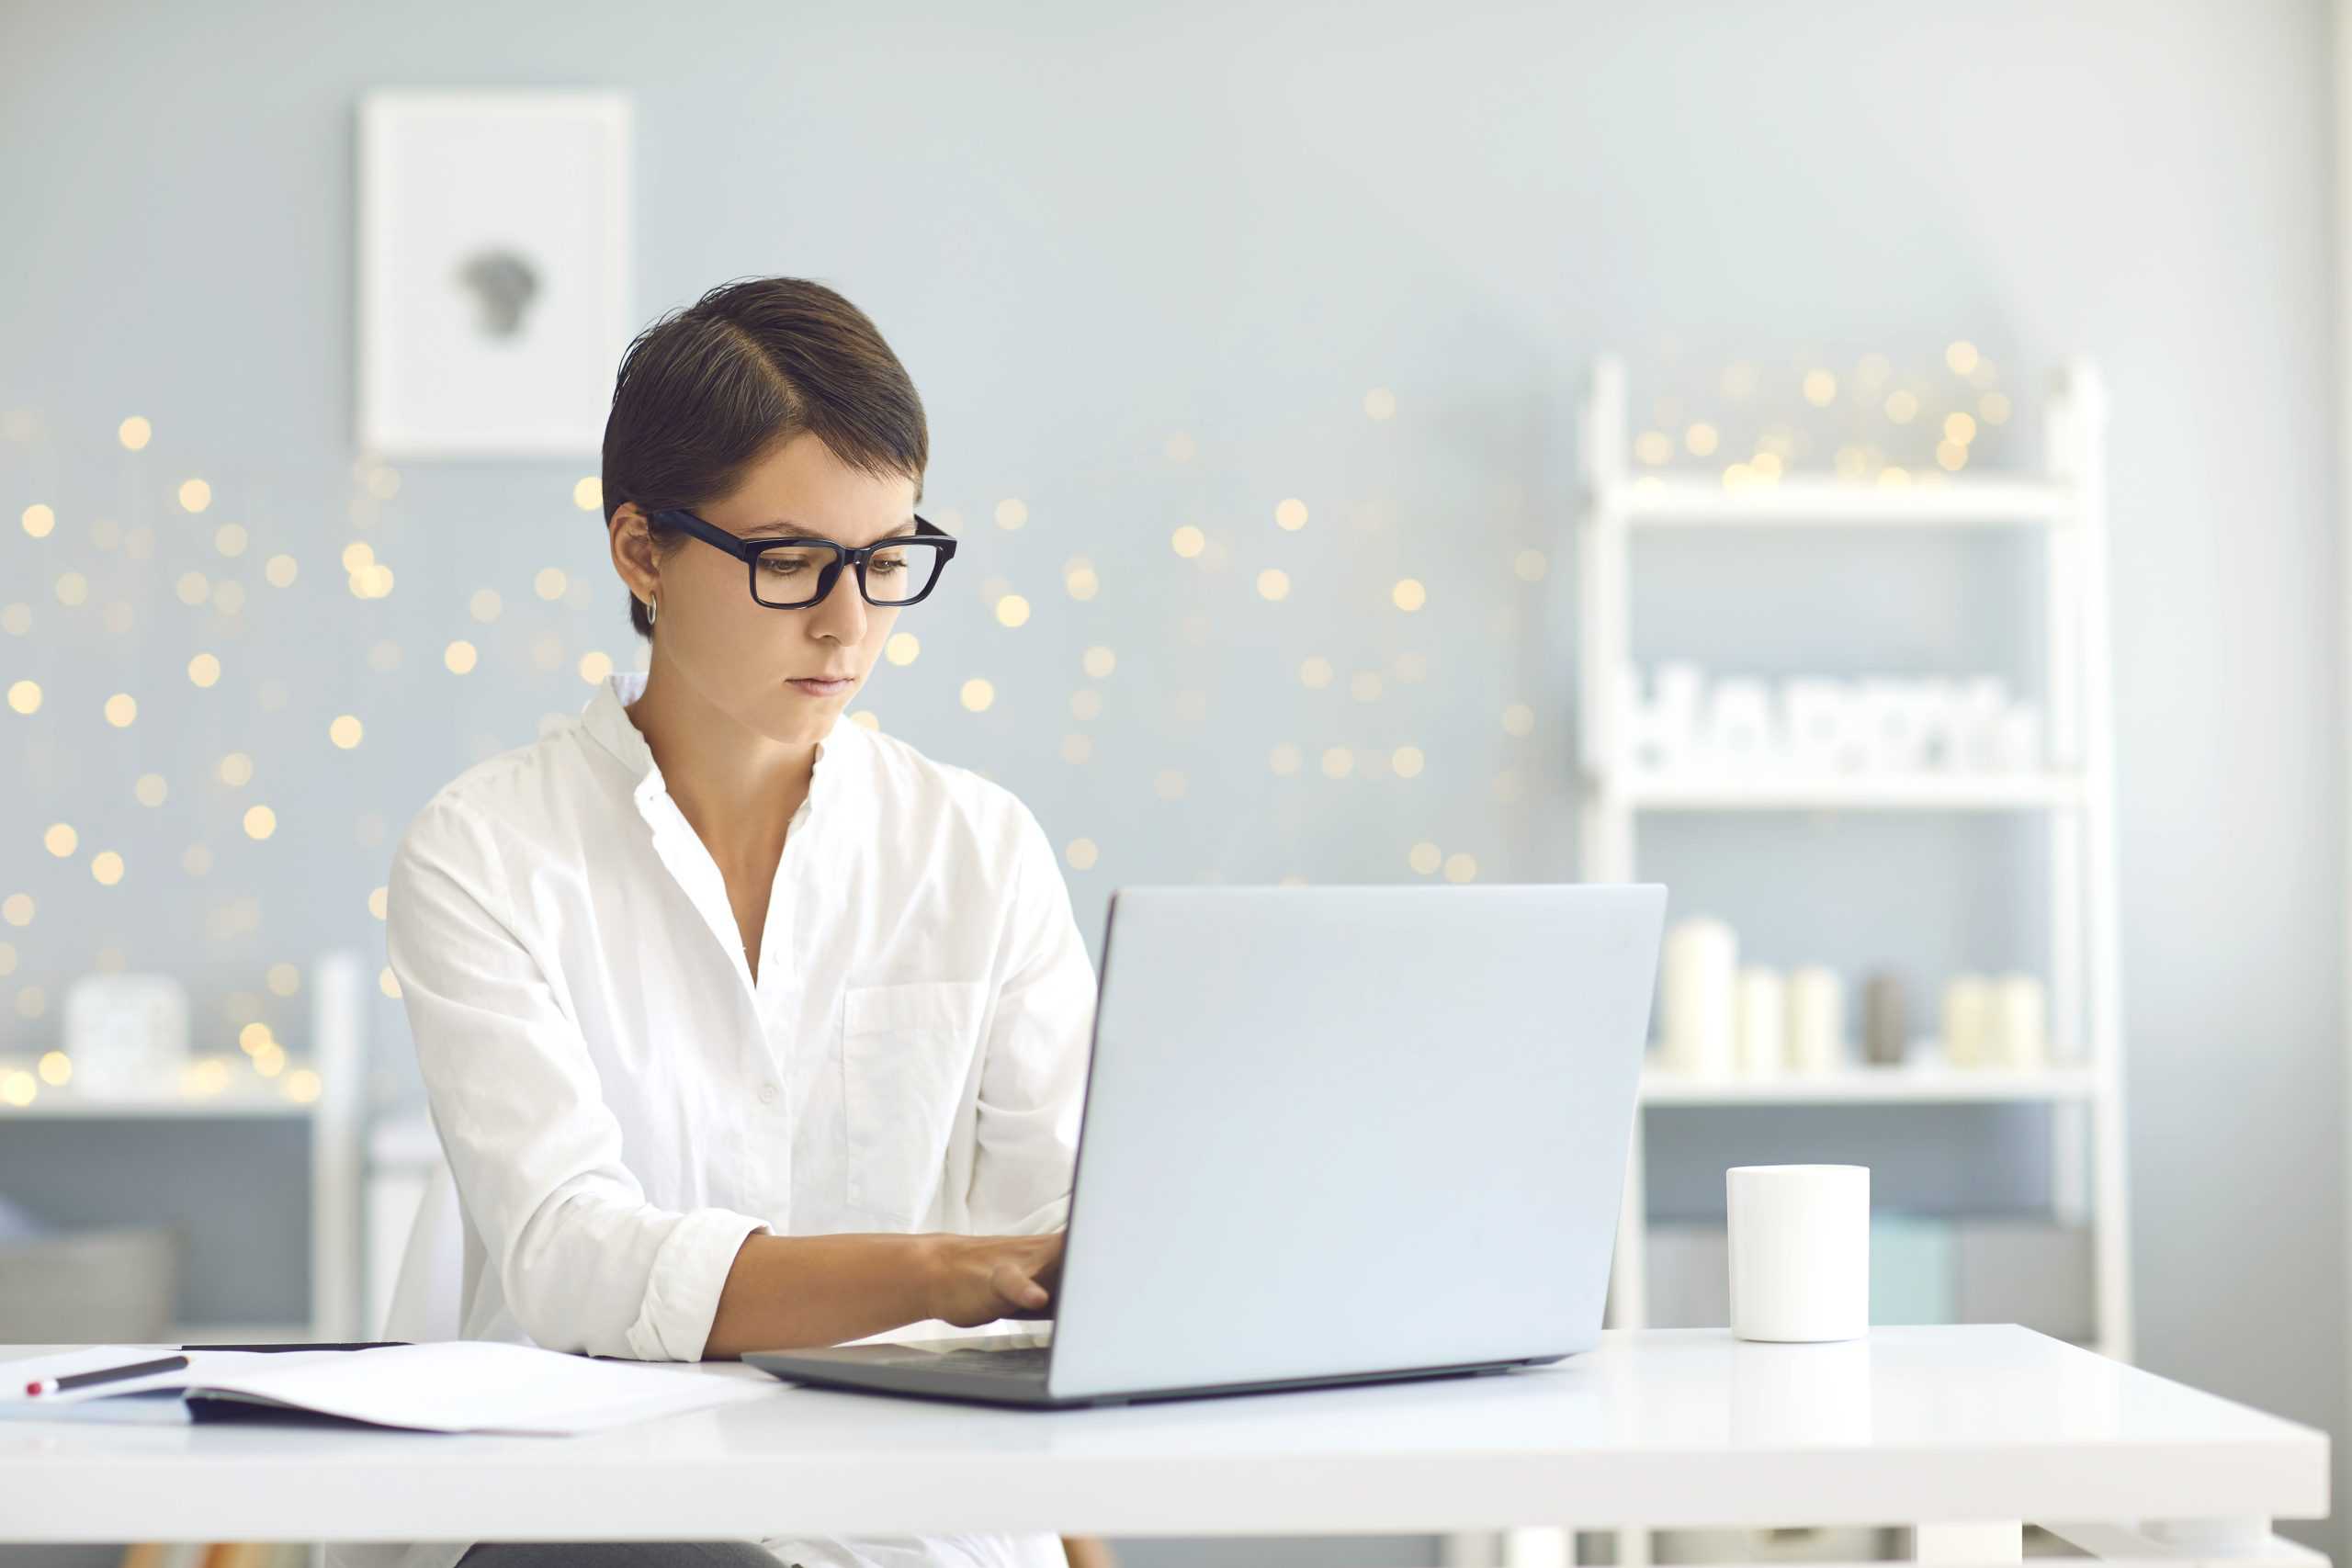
top-left (610, 504), bottom-right (661, 600)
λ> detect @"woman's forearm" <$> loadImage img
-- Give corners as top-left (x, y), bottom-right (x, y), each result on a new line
top-left (702, 1230), bottom-right (935, 1359)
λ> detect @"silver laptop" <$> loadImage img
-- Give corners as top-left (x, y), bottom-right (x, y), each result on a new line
top-left (747, 882), bottom-right (1666, 1408)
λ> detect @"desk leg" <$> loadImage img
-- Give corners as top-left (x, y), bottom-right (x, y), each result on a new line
top-left (1912, 1522), bottom-right (2023, 1563)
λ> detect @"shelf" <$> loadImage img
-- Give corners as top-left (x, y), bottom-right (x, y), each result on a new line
top-left (1594, 770), bottom-right (2084, 811)
top-left (1577, 353), bottom-right (2134, 1505)
top-left (1640, 1065), bottom-right (2098, 1105)
top-left (0, 1081), bottom-right (324, 1119)
top-left (1601, 474), bottom-right (2076, 526)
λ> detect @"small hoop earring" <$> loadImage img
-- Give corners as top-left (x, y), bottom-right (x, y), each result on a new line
top-left (645, 593), bottom-right (658, 627)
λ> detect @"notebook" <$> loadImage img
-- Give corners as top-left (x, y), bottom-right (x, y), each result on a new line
top-left (0, 1341), bottom-right (779, 1434)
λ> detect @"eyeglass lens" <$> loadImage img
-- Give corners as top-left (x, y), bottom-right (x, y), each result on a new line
top-left (752, 539), bottom-right (948, 608)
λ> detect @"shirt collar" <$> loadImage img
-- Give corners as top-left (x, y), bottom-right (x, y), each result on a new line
top-left (580, 668), bottom-right (864, 828)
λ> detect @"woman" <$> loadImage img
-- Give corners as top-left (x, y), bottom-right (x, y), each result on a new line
top-left (370, 278), bottom-right (1101, 1568)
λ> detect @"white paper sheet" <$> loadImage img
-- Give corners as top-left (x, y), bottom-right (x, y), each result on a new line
top-left (0, 1341), bottom-right (781, 1435)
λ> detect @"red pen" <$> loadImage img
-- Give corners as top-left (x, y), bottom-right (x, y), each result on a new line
top-left (24, 1353), bottom-right (188, 1397)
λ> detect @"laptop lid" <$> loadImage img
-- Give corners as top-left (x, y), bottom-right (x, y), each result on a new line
top-left (1045, 883), bottom-right (1665, 1401)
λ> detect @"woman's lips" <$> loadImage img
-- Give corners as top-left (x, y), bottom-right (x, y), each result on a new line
top-left (789, 676), bottom-right (854, 696)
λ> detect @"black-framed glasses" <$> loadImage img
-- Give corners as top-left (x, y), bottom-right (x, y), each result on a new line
top-left (647, 507), bottom-right (958, 609)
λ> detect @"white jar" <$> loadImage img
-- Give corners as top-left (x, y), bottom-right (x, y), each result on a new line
top-left (1727, 1164), bottom-right (1871, 1342)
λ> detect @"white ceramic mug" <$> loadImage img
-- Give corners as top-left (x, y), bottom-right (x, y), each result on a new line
top-left (1726, 1164), bottom-right (1870, 1342)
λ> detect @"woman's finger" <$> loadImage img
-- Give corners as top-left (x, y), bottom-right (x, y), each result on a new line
top-left (996, 1260), bottom-right (1049, 1308)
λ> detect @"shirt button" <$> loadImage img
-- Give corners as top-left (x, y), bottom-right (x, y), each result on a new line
top-left (758, 1081), bottom-right (778, 1104)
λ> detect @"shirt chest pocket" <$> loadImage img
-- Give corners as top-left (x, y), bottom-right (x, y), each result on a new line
top-left (841, 978), bottom-right (990, 1226)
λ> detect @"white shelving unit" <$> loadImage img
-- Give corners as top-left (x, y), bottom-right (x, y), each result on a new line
top-left (1637, 1064), bottom-right (2099, 1106)
top-left (0, 949), bottom-right (369, 1343)
top-left (1571, 355), bottom-right (2132, 1565)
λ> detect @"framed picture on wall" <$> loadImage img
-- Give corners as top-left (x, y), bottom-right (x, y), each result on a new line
top-left (356, 88), bottom-right (633, 457)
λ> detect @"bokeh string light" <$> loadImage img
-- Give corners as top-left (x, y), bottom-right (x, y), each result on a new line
top-left (2, 352), bottom-right (1997, 1078)
top-left (1634, 343), bottom-right (2007, 494)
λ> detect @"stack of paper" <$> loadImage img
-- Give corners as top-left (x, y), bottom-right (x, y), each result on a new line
top-left (0, 1342), bottom-right (780, 1434)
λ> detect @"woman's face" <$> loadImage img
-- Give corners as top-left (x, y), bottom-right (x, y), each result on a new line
top-left (613, 431), bottom-right (921, 749)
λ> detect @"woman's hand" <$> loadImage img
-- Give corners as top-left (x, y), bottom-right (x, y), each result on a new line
top-left (922, 1230), bottom-right (1065, 1327)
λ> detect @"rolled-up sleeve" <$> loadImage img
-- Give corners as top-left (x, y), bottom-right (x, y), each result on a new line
top-left (386, 797), bottom-right (770, 1360)
top-left (964, 801), bottom-right (1097, 1236)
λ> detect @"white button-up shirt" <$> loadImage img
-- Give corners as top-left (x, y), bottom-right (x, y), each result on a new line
top-left (351, 668), bottom-right (1095, 1568)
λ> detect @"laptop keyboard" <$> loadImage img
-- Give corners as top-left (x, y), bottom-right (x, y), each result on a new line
top-left (864, 1344), bottom-right (1050, 1378)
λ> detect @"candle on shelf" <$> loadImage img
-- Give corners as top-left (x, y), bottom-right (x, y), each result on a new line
top-left (1734, 967), bottom-right (1786, 1078)
top-left (1785, 966), bottom-right (1843, 1074)
top-left (1660, 917), bottom-right (1737, 1077)
top-left (1941, 975), bottom-right (1993, 1068)
top-left (1986, 974), bottom-right (2048, 1070)
top-left (1862, 972), bottom-right (1906, 1066)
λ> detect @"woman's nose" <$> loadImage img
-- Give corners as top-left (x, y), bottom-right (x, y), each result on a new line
top-left (808, 569), bottom-right (869, 637)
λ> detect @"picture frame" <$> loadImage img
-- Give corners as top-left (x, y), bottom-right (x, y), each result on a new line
top-left (356, 88), bottom-right (633, 457)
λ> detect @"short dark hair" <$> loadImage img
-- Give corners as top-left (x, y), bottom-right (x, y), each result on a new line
top-left (601, 276), bottom-right (929, 638)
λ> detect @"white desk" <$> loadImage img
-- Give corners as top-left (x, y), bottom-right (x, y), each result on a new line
top-left (0, 1325), bottom-right (2328, 1564)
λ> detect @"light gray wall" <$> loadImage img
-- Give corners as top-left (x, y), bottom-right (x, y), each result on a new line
top-left (2, 0), bottom-right (2342, 1554)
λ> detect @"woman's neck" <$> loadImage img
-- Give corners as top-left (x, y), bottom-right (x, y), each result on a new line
top-left (626, 660), bottom-right (822, 869)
